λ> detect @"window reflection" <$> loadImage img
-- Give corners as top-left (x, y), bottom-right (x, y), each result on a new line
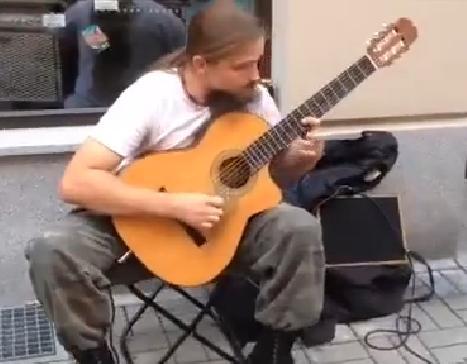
top-left (0, 0), bottom-right (256, 112)
top-left (61, 0), bottom-right (187, 108)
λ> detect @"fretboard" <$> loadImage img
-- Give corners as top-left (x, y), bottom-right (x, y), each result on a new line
top-left (243, 55), bottom-right (377, 171)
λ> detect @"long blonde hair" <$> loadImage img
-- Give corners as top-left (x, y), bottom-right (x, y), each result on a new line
top-left (151, 0), bottom-right (265, 71)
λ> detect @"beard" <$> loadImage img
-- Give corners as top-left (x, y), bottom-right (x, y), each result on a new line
top-left (205, 82), bottom-right (261, 117)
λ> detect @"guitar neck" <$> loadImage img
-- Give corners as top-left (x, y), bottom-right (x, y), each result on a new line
top-left (244, 55), bottom-right (377, 170)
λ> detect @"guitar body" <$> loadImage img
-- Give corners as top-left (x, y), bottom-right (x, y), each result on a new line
top-left (113, 112), bottom-right (282, 286)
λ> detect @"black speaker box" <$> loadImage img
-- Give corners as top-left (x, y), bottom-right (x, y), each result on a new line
top-left (318, 195), bottom-right (408, 267)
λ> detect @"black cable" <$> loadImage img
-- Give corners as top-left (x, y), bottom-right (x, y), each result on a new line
top-left (362, 253), bottom-right (432, 363)
top-left (350, 192), bottom-right (435, 363)
top-left (107, 286), bottom-right (120, 364)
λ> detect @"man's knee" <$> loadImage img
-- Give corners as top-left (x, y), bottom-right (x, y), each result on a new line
top-left (272, 204), bottom-right (322, 248)
top-left (25, 229), bottom-right (78, 275)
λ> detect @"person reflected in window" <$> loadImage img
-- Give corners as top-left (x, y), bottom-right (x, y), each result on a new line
top-left (59, 0), bottom-right (186, 108)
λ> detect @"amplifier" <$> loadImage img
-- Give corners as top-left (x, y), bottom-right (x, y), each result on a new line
top-left (318, 195), bottom-right (408, 267)
top-left (0, 29), bottom-right (62, 103)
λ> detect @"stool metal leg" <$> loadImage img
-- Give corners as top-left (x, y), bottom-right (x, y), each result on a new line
top-left (170, 285), bottom-right (248, 362)
top-left (127, 284), bottom-right (249, 363)
top-left (117, 249), bottom-right (249, 364)
top-left (211, 310), bottom-right (249, 364)
top-left (120, 283), bottom-right (165, 364)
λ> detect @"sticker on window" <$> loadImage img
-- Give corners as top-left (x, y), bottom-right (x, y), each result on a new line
top-left (42, 13), bottom-right (66, 28)
top-left (94, 0), bottom-right (119, 11)
top-left (81, 25), bottom-right (110, 51)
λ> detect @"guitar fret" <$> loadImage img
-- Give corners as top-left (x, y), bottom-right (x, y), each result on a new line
top-left (268, 138), bottom-right (281, 155)
top-left (266, 129), bottom-right (282, 151)
top-left (356, 59), bottom-right (369, 77)
top-left (308, 99), bottom-right (323, 117)
top-left (283, 117), bottom-right (300, 139)
top-left (322, 85), bottom-right (339, 106)
top-left (264, 133), bottom-right (277, 156)
top-left (289, 115), bottom-right (305, 135)
top-left (313, 92), bottom-right (329, 114)
top-left (349, 64), bottom-right (365, 83)
top-left (359, 56), bottom-right (376, 75)
top-left (274, 126), bottom-right (288, 147)
top-left (243, 150), bottom-right (257, 168)
top-left (298, 103), bottom-right (313, 119)
top-left (346, 69), bottom-right (357, 84)
top-left (261, 134), bottom-right (276, 155)
top-left (294, 107), bottom-right (306, 119)
top-left (300, 102), bottom-right (315, 117)
top-left (274, 121), bottom-right (292, 144)
top-left (330, 79), bottom-right (347, 98)
top-left (253, 143), bottom-right (268, 162)
top-left (291, 108), bottom-right (305, 127)
top-left (245, 148), bottom-right (259, 168)
top-left (262, 135), bottom-right (276, 156)
top-left (342, 70), bottom-right (357, 90)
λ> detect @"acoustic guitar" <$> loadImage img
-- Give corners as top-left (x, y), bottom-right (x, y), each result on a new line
top-left (113, 18), bottom-right (418, 286)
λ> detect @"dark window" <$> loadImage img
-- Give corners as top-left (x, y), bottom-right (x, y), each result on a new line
top-left (0, 0), bottom-right (271, 127)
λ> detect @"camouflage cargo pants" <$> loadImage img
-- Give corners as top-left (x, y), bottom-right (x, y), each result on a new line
top-left (25, 203), bottom-right (325, 351)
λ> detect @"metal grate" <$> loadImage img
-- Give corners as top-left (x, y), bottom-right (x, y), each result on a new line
top-left (0, 303), bottom-right (56, 362)
top-left (0, 30), bottom-right (62, 102)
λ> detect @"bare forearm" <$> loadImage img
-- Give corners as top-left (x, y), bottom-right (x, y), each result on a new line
top-left (59, 169), bottom-right (176, 216)
top-left (269, 141), bottom-right (323, 189)
top-left (269, 157), bottom-right (310, 189)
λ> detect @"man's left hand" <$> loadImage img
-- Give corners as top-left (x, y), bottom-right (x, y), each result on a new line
top-left (287, 116), bottom-right (325, 170)
top-left (269, 116), bottom-right (325, 188)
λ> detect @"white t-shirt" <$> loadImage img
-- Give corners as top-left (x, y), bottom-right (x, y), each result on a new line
top-left (90, 70), bottom-right (282, 161)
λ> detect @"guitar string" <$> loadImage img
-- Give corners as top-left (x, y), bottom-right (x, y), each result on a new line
top-left (216, 102), bottom-right (329, 189)
top-left (216, 85), bottom-right (344, 188)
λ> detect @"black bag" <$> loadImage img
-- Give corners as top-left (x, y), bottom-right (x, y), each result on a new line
top-left (300, 251), bottom-right (434, 346)
top-left (283, 131), bottom-right (398, 212)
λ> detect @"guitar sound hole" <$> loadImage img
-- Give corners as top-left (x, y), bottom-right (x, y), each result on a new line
top-left (219, 155), bottom-right (250, 189)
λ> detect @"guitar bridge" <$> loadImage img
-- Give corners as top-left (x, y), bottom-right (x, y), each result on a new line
top-left (178, 220), bottom-right (206, 247)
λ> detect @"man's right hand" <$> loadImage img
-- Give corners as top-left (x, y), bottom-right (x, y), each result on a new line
top-left (170, 193), bottom-right (225, 233)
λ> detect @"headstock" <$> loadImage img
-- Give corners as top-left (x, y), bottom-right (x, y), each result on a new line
top-left (367, 18), bottom-right (417, 68)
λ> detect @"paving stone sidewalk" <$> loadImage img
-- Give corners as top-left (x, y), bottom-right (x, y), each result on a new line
top-left (8, 256), bottom-right (467, 364)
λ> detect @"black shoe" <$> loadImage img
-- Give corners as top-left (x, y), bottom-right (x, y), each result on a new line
top-left (70, 343), bottom-right (116, 364)
top-left (247, 329), bottom-right (296, 364)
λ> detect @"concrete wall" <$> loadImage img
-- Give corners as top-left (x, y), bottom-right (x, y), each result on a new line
top-left (271, 0), bottom-right (467, 119)
top-left (271, 0), bottom-right (467, 257)
top-left (0, 153), bottom-right (70, 306)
